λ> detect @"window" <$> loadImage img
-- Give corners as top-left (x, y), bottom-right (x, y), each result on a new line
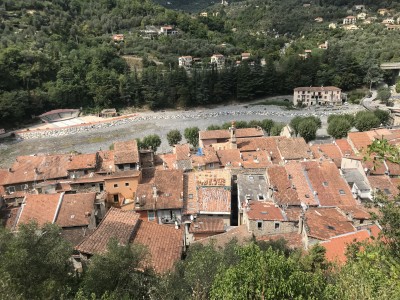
top-left (114, 184), bottom-right (118, 188)
top-left (129, 163), bottom-right (135, 169)
top-left (339, 189), bottom-right (345, 195)
top-left (257, 221), bottom-right (263, 230)
top-left (84, 170), bottom-right (89, 175)
top-left (91, 184), bottom-right (96, 187)
top-left (323, 181), bottom-right (328, 187)
top-left (125, 182), bottom-right (130, 187)
top-left (79, 183), bottom-right (84, 186)
top-left (275, 222), bottom-right (280, 230)
top-left (360, 219), bottom-right (364, 225)
top-left (148, 211), bottom-right (155, 221)
top-left (113, 194), bottom-right (119, 203)
top-left (258, 195), bottom-right (264, 201)
top-left (7, 186), bottom-right (15, 194)
top-left (188, 194), bottom-right (193, 199)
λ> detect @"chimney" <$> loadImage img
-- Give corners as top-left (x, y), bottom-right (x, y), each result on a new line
top-left (152, 185), bottom-right (157, 198)
top-left (34, 167), bottom-right (39, 175)
top-left (229, 121), bottom-right (237, 149)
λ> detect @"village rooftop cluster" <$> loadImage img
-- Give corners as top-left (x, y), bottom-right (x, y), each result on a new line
top-left (1, 122), bottom-right (399, 272)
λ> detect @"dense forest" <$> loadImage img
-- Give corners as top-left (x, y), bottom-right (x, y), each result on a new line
top-left (1, 189), bottom-right (400, 299)
top-left (1, 0), bottom-right (400, 128)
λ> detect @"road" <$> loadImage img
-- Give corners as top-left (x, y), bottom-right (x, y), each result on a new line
top-left (361, 90), bottom-right (378, 110)
top-left (0, 99), bottom-right (363, 168)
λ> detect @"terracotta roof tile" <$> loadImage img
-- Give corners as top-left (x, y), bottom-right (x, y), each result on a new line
top-left (55, 193), bottom-right (96, 227)
top-left (4, 155), bottom-right (71, 185)
top-left (18, 194), bottom-right (61, 227)
top-left (183, 173), bottom-right (198, 215)
top-left (131, 221), bottom-right (183, 273)
top-left (335, 139), bottom-right (354, 157)
top-left (135, 170), bottom-right (184, 210)
top-left (0, 169), bottom-right (7, 194)
top-left (76, 208), bottom-right (140, 255)
top-left (277, 138), bottom-right (311, 160)
top-left (237, 137), bottom-right (281, 162)
top-left (189, 217), bottom-right (225, 233)
top-left (284, 162), bottom-right (318, 206)
top-left (97, 150), bottom-right (115, 173)
top-left (193, 224), bottom-right (252, 247)
top-left (197, 187), bottom-right (231, 213)
top-left (114, 140), bottom-right (139, 164)
top-left (247, 202), bottom-right (285, 221)
top-left (174, 144), bottom-right (191, 161)
top-left (311, 143), bottom-right (342, 167)
top-left (305, 208), bottom-right (355, 240)
top-left (368, 175), bottom-right (397, 199)
top-left (267, 166), bottom-right (301, 205)
top-left (284, 207), bottom-right (303, 222)
top-left (338, 205), bottom-right (371, 220)
top-left (347, 132), bottom-right (372, 153)
top-left (67, 153), bottom-right (98, 170)
top-left (321, 230), bottom-right (374, 264)
top-left (303, 161), bottom-right (356, 206)
top-left (217, 149), bottom-right (241, 167)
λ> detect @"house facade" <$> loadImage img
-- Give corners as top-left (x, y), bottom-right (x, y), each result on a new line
top-left (293, 86), bottom-right (342, 106)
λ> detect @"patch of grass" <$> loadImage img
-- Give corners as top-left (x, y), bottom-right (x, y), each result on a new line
top-left (87, 136), bottom-right (107, 144)
top-left (250, 99), bottom-right (295, 110)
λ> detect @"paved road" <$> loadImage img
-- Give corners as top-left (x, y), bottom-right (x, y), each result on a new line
top-left (0, 100), bottom-right (363, 168)
top-left (361, 90), bottom-right (377, 110)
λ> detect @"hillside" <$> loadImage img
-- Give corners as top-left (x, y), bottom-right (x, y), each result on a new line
top-left (1, 0), bottom-right (400, 128)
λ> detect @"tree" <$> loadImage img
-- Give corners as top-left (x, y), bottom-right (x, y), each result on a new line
top-left (184, 127), bottom-right (200, 148)
top-left (373, 109), bottom-right (390, 126)
top-left (260, 119), bottom-right (275, 136)
top-left (166, 129), bottom-right (182, 147)
top-left (140, 134), bottom-right (162, 152)
top-left (82, 240), bottom-right (155, 299)
top-left (327, 118), bottom-right (351, 139)
top-left (270, 123), bottom-right (284, 136)
top-left (207, 125), bottom-right (221, 130)
top-left (0, 222), bottom-right (74, 299)
top-left (297, 119), bottom-right (318, 142)
top-left (289, 116), bottom-right (303, 136)
top-left (377, 87), bottom-right (391, 105)
top-left (354, 111), bottom-right (380, 132)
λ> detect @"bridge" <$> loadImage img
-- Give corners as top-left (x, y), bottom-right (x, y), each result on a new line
top-left (380, 62), bottom-right (400, 70)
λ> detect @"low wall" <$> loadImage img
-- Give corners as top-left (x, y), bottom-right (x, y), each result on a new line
top-left (15, 114), bottom-right (137, 140)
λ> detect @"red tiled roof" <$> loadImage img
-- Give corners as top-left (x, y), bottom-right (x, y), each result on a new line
top-left (284, 162), bottom-right (318, 206)
top-left (131, 220), bottom-right (183, 273)
top-left (18, 194), bottom-right (61, 227)
top-left (303, 161), bottom-right (356, 207)
top-left (267, 166), bottom-right (301, 205)
top-left (194, 224), bottom-right (252, 247)
top-left (247, 201), bottom-right (285, 221)
top-left (75, 208), bottom-right (140, 255)
top-left (67, 153), bottom-right (98, 170)
top-left (174, 144), bottom-right (191, 161)
top-left (217, 149), bottom-right (241, 167)
top-left (135, 170), bottom-right (183, 210)
top-left (197, 187), bottom-right (231, 213)
top-left (311, 143), bottom-right (342, 167)
top-left (4, 155), bottom-right (71, 185)
top-left (335, 139), bottom-right (354, 157)
top-left (347, 132), bottom-right (372, 152)
top-left (338, 205), bottom-right (371, 220)
top-left (284, 207), bottom-right (303, 222)
top-left (114, 140), bottom-right (139, 164)
top-left (56, 193), bottom-right (96, 227)
top-left (305, 208), bottom-right (355, 240)
top-left (277, 138), bottom-right (311, 160)
top-left (368, 175), bottom-right (397, 199)
top-left (0, 169), bottom-right (7, 194)
top-left (321, 230), bottom-right (374, 264)
top-left (189, 217), bottom-right (225, 233)
top-left (97, 150), bottom-right (115, 173)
